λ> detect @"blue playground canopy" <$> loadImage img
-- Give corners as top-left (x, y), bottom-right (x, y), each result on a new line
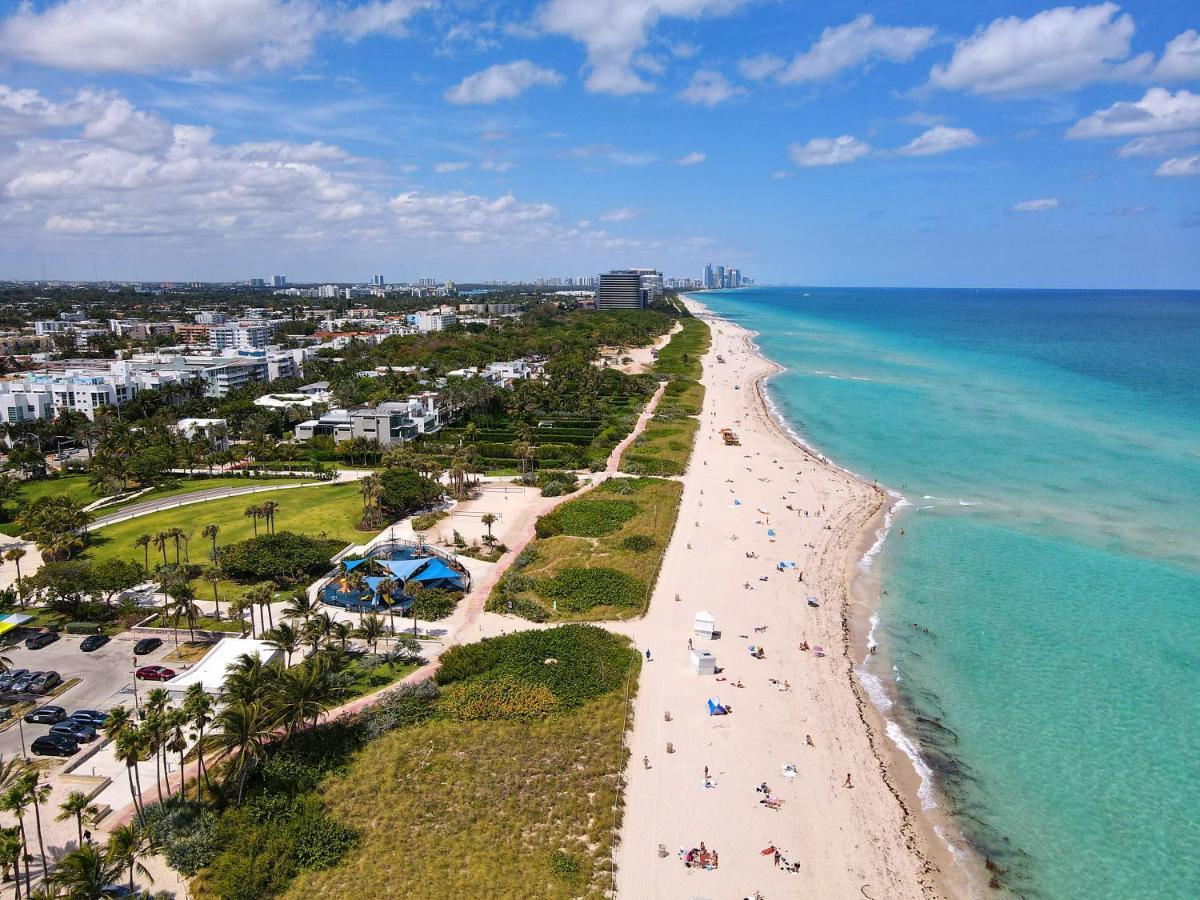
top-left (343, 557), bottom-right (370, 571)
top-left (376, 558), bottom-right (428, 581)
top-left (410, 558), bottom-right (465, 589)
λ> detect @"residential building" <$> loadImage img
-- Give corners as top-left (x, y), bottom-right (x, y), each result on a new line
top-left (295, 393), bottom-right (444, 447)
top-left (174, 417), bottom-right (229, 450)
top-left (173, 323), bottom-right (212, 344)
top-left (195, 311), bottom-right (227, 325)
top-left (411, 310), bottom-right (458, 332)
top-left (372, 274), bottom-right (385, 286)
top-left (596, 270), bottom-right (647, 310)
top-left (272, 274), bottom-right (288, 288)
top-left (209, 323), bottom-right (270, 352)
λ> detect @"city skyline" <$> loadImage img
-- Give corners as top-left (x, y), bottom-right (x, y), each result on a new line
top-left (0, 2), bottom-right (1197, 288)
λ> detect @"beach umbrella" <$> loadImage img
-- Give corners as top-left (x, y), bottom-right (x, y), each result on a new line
top-left (767, 529), bottom-right (776, 537)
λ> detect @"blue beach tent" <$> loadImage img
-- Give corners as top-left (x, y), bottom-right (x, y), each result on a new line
top-left (707, 697), bottom-right (728, 716)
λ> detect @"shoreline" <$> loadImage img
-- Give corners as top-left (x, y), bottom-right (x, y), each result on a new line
top-left (698, 296), bottom-right (986, 897)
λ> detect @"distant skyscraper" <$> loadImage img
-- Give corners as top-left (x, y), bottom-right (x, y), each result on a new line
top-left (249, 278), bottom-right (265, 288)
top-left (372, 274), bottom-right (384, 286)
top-left (715, 265), bottom-right (725, 289)
top-left (728, 267), bottom-right (741, 288)
top-left (596, 270), bottom-right (647, 310)
top-left (703, 263), bottom-right (714, 289)
top-left (272, 274), bottom-right (287, 288)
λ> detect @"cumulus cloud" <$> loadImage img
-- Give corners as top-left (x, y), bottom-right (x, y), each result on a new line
top-left (0, 0), bottom-right (432, 75)
top-left (788, 135), bottom-right (871, 167)
top-left (1115, 131), bottom-right (1200, 157)
top-left (1011, 197), bottom-right (1061, 212)
top-left (600, 206), bottom-right (644, 222)
top-left (564, 143), bottom-right (658, 165)
top-left (434, 161), bottom-right (470, 173)
top-left (895, 125), bottom-right (981, 156)
top-left (739, 53), bottom-right (785, 81)
top-left (930, 3), bottom-right (1149, 95)
top-left (388, 190), bottom-right (557, 242)
top-left (674, 150), bottom-right (706, 165)
top-left (444, 60), bottom-right (563, 105)
top-left (1156, 155), bottom-right (1200, 176)
top-left (774, 14), bottom-right (934, 84)
top-left (678, 69), bottom-right (744, 106)
top-left (1154, 30), bottom-right (1200, 82)
top-left (1067, 88), bottom-right (1200, 138)
top-left (538, 0), bottom-right (746, 95)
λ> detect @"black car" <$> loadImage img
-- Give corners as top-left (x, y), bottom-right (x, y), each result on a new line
top-left (24, 704), bottom-right (67, 724)
top-left (80, 634), bottom-right (110, 652)
top-left (50, 722), bottom-right (97, 743)
top-left (24, 631), bottom-right (59, 650)
top-left (132, 638), bottom-right (162, 656)
top-left (30, 734), bottom-right (77, 757)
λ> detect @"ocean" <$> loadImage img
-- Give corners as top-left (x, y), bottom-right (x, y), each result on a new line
top-left (695, 287), bottom-right (1200, 899)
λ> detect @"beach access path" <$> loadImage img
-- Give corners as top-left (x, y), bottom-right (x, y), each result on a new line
top-left (609, 303), bottom-right (937, 898)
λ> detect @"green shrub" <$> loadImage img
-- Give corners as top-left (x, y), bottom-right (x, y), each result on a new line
top-left (439, 676), bottom-right (560, 720)
top-left (620, 534), bottom-right (656, 552)
top-left (537, 567), bottom-right (646, 613)
top-left (409, 588), bottom-right (460, 621)
top-left (534, 498), bottom-right (638, 538)
top-left (379, 467), bottom-right (442, 517)
top-left (64, 621), bottom-right (102, 634)
top-left (548, 850), bottom-right (583, 883)
top-left (141, 798), bottom-right (220, 876)
top-left (219, 532), bottom-right (338, 583)
top-left (410, 510), bottom-right (447, 532)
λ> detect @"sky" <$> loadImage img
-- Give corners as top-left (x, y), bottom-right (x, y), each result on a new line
top-left (0, 0), bottom-right (1197, 288)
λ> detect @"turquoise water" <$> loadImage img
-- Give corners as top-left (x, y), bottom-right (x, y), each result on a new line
top-left (697, 288), bottom-right (1200, 899)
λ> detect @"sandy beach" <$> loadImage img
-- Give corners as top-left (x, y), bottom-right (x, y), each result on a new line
top-left (613, 299), bottom-right (941, 898)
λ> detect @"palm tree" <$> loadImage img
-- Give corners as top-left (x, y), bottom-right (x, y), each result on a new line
top-left (55, 792), bottom-right (98, 849)
top-left (358, 474), bottom-right (382, 528)
top-left (1, 783), bottom-right (32, 897)
top-left (105, 824), bottom-right (157, 894)
top-left (167, 527), bottom-right (185, 565)
top-left (271, 663), bottom-right (337, 737)
top-left (221, 654), bottom-right (277, 705)
top-left (3, 548), bottom-right (26, 606)
top-left (166, 582), bottom-right (200, 646)
top-left (183, 685), bottom-right (214, 802)
top-left (152, 531), bottom-right (169, 566)
top-left (103, 706), bottom-right (132, 742)
top-left (133, 534), bottom-right (150, 571)
top-left (202, 523), bottom-right (220, 561)
top-left (204, 565), bottom-right (224, 621)
top-left (360, 613), bottom-right (385, 656)
top-left (263, 622), bottom-right (299, 667)
top-left (167, 708), bottom-right (189, 797)
top-left (113, 730), bottom-right (145, 825)
top-left (331, 620), bottom-right (352, 651)
top-left (244, 504), bottom-right (261, 537)
top-left (46, 843), bottom-right (121, 899)
top-left (261, 500), bottom-right (280, 535)
top-left (480, 513), bottom-right (497, 541)
top-left (282, 592), bottom-right (317, 624)
top-left (0, 827), bottom-right (23, 900)
top-left (207, 701), bottom-right (274, 805)
top-left (229, 594), bottom-right (251, 638)
top-left (17, 771), bottom-right (49, 881)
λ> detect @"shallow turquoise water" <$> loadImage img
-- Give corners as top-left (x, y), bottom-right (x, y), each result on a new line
top-left (698, 287), bottom-right (1200, 899)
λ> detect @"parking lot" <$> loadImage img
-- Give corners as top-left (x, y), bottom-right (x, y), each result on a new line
top-left (0, 631), bottom-right (175, 759)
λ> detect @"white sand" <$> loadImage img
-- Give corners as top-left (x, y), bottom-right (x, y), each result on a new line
top-left (613, 302), bottom-right (938, 898)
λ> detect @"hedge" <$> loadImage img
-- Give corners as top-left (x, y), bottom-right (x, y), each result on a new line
top-left (534, 499), bottom-right (638, 539)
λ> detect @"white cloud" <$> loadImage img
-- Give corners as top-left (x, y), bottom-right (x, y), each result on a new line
top-left (674, 150), bottom-right (706, 166)
top-left (1115, 131), bottom-right (1200, 157)
top-left (480, 160), bottom-right (514, 172)
top-left (0, 0), bottom-right (433, 75)
top-left (1154, 30), bottom-right (1200, 82)
top-left (1067, 88), bottom-right (1200, 138)
top-left (776, 14), bottom-right (934, 84)
top-left (1156, 155), bottom-right (1200, 176)
top-left (788, 135), bottom-right (871, 167)
top-left (444, 60), bottom-right (563, 105)
top-left (896, 125), bottom-right (981, 156)
top-left (678, 69), bottom-right (744, 106)
top-left (435, 161), bottom-right (470, 173)
top-left (600, 206), bottom-right (644, 222)
top-left (538, 0), bottom-right (746, 95)
top-left (564, 143), bottom-right (658, 165)
top-left (669, 41), bottom-right (699, 59)
top-left (388, 190), bottom-right (557, 242)
top-left (739, 52), bottom-right (785, 81)
top-left (1011, 197), bottom-right (1061, 212)
top-left (929, 3), bottom-right (1150, 95)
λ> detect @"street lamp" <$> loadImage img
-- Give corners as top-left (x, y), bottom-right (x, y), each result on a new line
top-left (131, 655), bottom-right (141, 716)
top-left (16, 714), bottom-right (28, 762)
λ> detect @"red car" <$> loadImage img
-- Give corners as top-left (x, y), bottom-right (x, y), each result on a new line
top-left (134, 665), bottom-right (176, 682)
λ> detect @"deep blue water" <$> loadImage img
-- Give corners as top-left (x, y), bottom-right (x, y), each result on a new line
top-left (696, 287), bottom-right (1200, 899)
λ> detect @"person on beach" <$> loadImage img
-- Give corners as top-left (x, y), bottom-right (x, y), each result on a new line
top-left (806, 734), bottom-right (814, 747)
top-left (646, 649), bottom-right (652, 661)
top-left (688, 638), bottom-right (693, 650)
top-left (643, 755), bottom-right (651, 769)
top-left (844, 773), bottom-right (853, 788)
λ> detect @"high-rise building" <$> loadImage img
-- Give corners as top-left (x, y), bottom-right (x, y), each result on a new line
top-left (702, 264), bottom-right (714, 289)
top-left (596, 270), bottom-right (647, 310)
top-left (271, 274), bottom-right (287, 288)
top-left (372, 274), bottom-right (385, 286)
top-left (249, 278), bottom-right (265, 288)
top-left (728, 268), bottom-right (741, 288)
top-left (209, 323), bottom-right (270, 352)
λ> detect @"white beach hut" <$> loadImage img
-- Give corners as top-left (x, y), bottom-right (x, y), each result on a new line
top-left (690, 649), bottom-right (716, 676)
top-left (693, 611), bottom-right (716, 639)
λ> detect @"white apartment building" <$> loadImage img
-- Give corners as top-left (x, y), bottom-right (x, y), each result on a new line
top-left (294, 393), bottom-right (443, 447)
top-left (0, 364), bottom-right (195, 423)
top-left (174, 418), bottom-right (229, 450)
top-left (209, 323), bottom-right (270, 352)
top-left (410, 310), bottom-right (458, 332)
top-left (195, 311), bottom-right (228, 325)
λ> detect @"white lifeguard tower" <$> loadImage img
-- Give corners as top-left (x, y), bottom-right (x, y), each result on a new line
top-left (690, 649), bottom-right (716, 676)
top-left (693, 610), bottom-right (715, 639)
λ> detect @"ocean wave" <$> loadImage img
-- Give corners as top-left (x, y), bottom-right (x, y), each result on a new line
top-left (885, 719), bottom-right (938, 811)
top-left (858, 496), bottom-right (910, 573)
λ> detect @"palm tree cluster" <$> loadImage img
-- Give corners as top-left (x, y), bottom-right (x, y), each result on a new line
top-left (242, 500), bottom-right (279, 537)
top-left (13, 497), bottom-right (91, 561)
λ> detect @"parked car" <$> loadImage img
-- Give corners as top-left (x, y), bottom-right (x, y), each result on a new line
top-left (132, 638), bottom-right (162, 656)
top-left (0, 669), bottom-right (30, 692)
top-left (24, 631), bottom-right (59, 650)
top-left (12, 671), bottom-right (43, 693)
top-left (69, 709), bottom-right (110, 729)
top-left (29, 671), bottom-right (62, 695)
top-left (80, 634), bottom-right (110, 652)
top-left (30, 734), bottom-right (77, 757)
top-left (24, 705), bottom-right (67, 724)
top-left (50, 721), bottom-right (97, 743)
top-left (134, 665), bottom-right (175, 682)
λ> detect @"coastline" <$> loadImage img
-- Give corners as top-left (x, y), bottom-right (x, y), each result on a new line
top-left (703, 296), bottom-right (986, 897)
top-left (614, 298), bottom-right (942, 897)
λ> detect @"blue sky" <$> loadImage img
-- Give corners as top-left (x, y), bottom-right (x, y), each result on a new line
top-left (0, 0), bottom-right (1196, 287)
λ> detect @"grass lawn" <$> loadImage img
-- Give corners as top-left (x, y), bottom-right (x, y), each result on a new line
top-left (342, 656), bottom-right (420, 701)
top-left (0, 475), bottom-right (103, 526)
top-left (99, 475), bottom-right (314, 512)
top-left (619, 415), bottom-right (699, 476)
top-left (489, 477), bottom-right (683, 621)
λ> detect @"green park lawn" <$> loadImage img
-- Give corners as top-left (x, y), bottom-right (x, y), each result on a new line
top-left (99, 475), bottom-right (314, 513)
top-left (619, 415), bottom-right (699, 476)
